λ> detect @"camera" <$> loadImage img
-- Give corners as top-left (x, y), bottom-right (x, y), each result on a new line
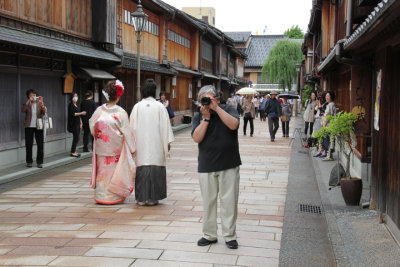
top-left (200, 96), bottom-right (211, 106)
top-left (33, 96), bottom-right (39, 100)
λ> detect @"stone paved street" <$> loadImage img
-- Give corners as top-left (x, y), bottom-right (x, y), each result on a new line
top-left (0, 118), bottom-right (293, 266)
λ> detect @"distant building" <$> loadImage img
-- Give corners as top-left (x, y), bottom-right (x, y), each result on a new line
top-left (225, 32), bottom-right (291, 92)
top-left (182, 7), bottom-right (215, 26)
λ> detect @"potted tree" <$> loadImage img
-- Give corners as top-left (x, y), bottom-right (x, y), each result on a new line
top-left (314, 112), bottom-right (361, 205)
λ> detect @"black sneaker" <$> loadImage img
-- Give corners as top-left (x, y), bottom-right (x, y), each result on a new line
top-left (225, 240), bottom-right (238, 249)
top-left (27, 162), bottom-right (33, 168)
top-left (197, 237), bottom-right (217, 246)
top-left (37, 164), bottom-right (43, 168)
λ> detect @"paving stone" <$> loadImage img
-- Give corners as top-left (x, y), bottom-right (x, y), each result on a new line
top-left (237, 255), bottom-right (279, 267)
top-left (65, 238), bottom-right (140, 248)
top-left (48, 256), bottom-right (133, 266)
top-left (0, 237), bottom-right (71, 246)
top-left (7, 245), bottom-right (90, 256)
top-left (160, 250), bottom-right (237, 265)
top-left (85, 246), bottom-right (163, 259)
top-left (131, 259), bottom-right (212, 267)
top-left (137, 240), bottom-right (209, 252)
top-left (0, 255), bottom-right (57, 265)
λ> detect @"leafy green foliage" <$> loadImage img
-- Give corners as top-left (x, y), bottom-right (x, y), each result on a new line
top-left (302, 85), bottom-right (314, 106)
top-left (284, 25), bottom-right (304, 39)
top-left (261, 39), bottom-right (304, 90)
top-left (314, 112), bottom-right (358, 178)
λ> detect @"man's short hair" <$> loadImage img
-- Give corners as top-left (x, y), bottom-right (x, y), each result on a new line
top-left (198, 85), bottom-right (216, 99)
top-left (26, 89), bottom-right (38, 98)
top-left (142, 79), bottom-right (157, 98)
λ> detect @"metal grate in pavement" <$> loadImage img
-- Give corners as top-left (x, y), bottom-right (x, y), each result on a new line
top-left (299, 204), bottom-right (323, 214)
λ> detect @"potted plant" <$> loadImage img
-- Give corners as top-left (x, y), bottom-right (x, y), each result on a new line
top-left (314, 112), bottom-right (361, 205)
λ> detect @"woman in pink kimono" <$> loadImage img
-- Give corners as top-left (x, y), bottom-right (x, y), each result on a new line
top-left (89, 80), bottom-right (136, 204)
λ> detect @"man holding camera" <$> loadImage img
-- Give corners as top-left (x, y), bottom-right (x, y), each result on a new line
top-left (192, 85), bottom-right (241, 249)
top-left (21, 89), bottom-right (47, 168)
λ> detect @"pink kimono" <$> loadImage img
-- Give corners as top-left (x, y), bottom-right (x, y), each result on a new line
top-left (89, 104), bottom-right (136, 204)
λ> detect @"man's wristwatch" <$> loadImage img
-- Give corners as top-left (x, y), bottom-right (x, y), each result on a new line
top-left (202, 118), bottom-right (210, 122)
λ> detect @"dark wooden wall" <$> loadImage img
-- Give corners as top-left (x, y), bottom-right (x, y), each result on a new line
top-left (371, 46), bottom-right (400, 229)
top-left (0, 0), bottom-right (92, 38)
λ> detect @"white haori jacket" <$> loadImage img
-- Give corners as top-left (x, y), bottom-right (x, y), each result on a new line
top-left (130, 97), bottom-right (174, 167)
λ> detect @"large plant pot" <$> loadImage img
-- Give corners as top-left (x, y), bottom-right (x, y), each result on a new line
top-left (340, 178), bottom-right (363, 206)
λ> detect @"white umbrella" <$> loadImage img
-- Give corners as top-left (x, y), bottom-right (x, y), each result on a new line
top-left (236, 87), bottom-right (258, 95)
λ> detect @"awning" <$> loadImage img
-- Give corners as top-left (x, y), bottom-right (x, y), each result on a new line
top-left (81, 67), bottom-right (115, 80)
top-left (122, 56), bottom-right (177, 75)
top-left (172, 66), bottom-right (202, 76)
top-left (220, 76), bottom-right (230, 81)
top-left (202, 72), bottom-right (219, 80)
top-left (0, 26), bottom-right (120, 62)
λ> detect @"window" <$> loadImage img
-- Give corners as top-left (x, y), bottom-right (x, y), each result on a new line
top-left (201, 40), bottom-right (213, 61)
top-left (167, 29), bottom-right (191, 48)
top-left (123, 9), bottom-right (159, 36)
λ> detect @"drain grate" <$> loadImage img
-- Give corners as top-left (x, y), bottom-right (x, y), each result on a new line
top-left (299, 204), bottom-right (322, 214)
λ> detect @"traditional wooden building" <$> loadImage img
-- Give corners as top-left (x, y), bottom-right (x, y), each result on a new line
top-left (303, 0), bottom-right (400, 239)
top-left (0, 0), bottom-right (119, 168)
top-left (113, 0), bottom-right (247, 122)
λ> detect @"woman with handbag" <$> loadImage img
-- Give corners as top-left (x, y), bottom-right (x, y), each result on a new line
top-left (303, 91), bottom-right (318, 138)
top-left (21, 89), bottom-right (47, 168)
top-left (280, 96), bottom-right (292, 137)
top-left (159, 92), bottom-right (174, 125)
top-left (89, 80), bottom-right (136, 204)
top-left (68, 93), bottom-right (86, 158)
top-left (242, 95), bottom-right (255, 137)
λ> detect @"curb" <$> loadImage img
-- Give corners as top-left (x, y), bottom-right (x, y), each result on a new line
top-left (0, 123), bottom-right (192, 185)
top-left (310, 150), bottom-right (351, 267)
top-left (0, 153), bottom-right (92, 185)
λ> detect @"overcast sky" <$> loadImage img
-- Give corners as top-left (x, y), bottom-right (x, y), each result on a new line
top-left (162, 0), bottom-right (312, 35)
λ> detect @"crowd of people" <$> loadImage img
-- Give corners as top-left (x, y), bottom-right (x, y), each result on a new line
top-left (21, 81), bottom-right (336, 250)
top-left (226, 91), bottom-right (294, 142)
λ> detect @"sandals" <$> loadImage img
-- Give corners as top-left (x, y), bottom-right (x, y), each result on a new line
top-left (322, 157), bottom-right (334, 161)
top-left (70, 153), bottom-right (81, 158)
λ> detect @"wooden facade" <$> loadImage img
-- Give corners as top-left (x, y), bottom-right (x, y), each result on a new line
top-left (0, 0), bottom-right (120, 167)
top-left (303, 0), bottom-right (400, 237)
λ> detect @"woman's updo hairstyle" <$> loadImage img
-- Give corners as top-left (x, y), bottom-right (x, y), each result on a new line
top-left (103, 80), bottom-right (118, 102)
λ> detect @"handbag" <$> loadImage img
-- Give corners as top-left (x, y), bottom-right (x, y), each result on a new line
top-left (281, 115), bottom-right (287, 122)
top-left (166, 105), bottom-right (175, 119)
top-left (37, 116), bottom-right (53, 130)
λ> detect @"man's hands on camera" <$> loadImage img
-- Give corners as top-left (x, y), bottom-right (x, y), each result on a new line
top-left (200, 96), bottom-right (218, 121)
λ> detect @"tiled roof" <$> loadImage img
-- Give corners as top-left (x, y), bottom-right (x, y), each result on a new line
top-left (122, 56), bottom-right (177, 75)
top-left (343, 0), bottom-right (396, 50)
top-left (244, 35), bottom-right (286, 68)
top-left (224, 32), bottom-right (251, 43)
top-left (0, 26), bottom-right (120, 62)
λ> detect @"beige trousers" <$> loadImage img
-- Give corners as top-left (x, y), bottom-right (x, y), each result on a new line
top-left (198, 166), bottom-right (240, 242)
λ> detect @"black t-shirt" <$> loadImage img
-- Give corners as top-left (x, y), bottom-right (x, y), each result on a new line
top-left (80, 99), bottom-right (97, 123)
top-left (191, 104), bottom-right (241, 173)
top-left (68, 103), bottom-right (80, 132)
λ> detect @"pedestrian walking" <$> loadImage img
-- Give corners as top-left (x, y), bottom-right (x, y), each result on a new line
top-left (265, 91), bottom-right (282, 142)
top-left (89, 80), bottom-right (136, 204)
top-left (303, 91), bottom-right (317, 138)
top-left (68, 92), bottom-right (86, 158)
top-left (227, 93), bottom-right (238, 109)
top-left (252, 96), bottom-right (259, 118)
top-left (192, 85), bottom-right (241, 250)
top-left (81, 90), bottom-right (97, 152)
top-left (242, 95), bottom-right (255, 136)
top-left (130, 79), bottom-right (174, 206)
top-left (259, 94), bottom-right (268, 121)
top-left (22, 89), bottom-right (47, 168)
top-left (280, 97), bottom-right (292, 137)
